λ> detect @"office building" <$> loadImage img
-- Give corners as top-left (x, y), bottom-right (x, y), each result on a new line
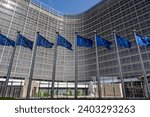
top-left (0, 0), bottom-right (150, 98)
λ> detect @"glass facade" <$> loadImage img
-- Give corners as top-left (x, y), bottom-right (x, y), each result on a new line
top-left (0, 0), bottom-right (150, 98)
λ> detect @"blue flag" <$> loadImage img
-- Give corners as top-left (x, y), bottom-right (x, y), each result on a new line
top-left (16, 34), bottom-right (33, 50)
top-left (57, 34), bottom-right (73, 50)
top-left (135, 34), bottom-right (150, 46)
top-left (116, 35), bottom-right (131, 48)
top-left (37, 34), bottom-right (54, 48)
top-left (96, 35), bottom-right (111, 49)
top-left (77, 35), bottom-right (93, 48)
top-left (0, 33), bottom-right (15, 47)
top-left (146, 37), bottom-right (150, 45)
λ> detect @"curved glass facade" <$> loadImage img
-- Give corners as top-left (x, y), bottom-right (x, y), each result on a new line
top-left (0, 0), bottom-right (150, 98)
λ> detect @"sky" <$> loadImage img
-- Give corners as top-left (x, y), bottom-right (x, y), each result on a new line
top-left (38, 0), bottom-right (101, 14)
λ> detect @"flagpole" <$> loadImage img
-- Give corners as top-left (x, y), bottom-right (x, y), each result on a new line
top-left (2, 31), bottom-right (20, 97)
top-left (113, 31), bottom-right (126, 98)
top-left (51, 31), bottom-right (58, 99)
top-left (75, 32), bottom-right (78, 99)
top-left (133, 30), bottom-right (150, 98)
top-left (94, 31), bottom-right (101, 99)
top-left (26, 32), bottom-right (38, 99)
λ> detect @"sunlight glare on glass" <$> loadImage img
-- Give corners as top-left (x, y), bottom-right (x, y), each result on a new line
top-left (2, 0), bottom-right (16, 10)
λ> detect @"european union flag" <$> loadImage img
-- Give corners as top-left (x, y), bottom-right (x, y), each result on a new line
top-left (57, 34), bottom-right (73, 50)
top-left (116, 35), bottom-right (131, 48)
top-left (16, 34), bottom-right (33, 50)
top-left (96, 35), bottom-right (111, 49)
top-left (37, 34), bottom-right (54, 48)
top-left (146, 37), bottom-right (150, 46)
top-left (0, 33), bottom-right (15, 47)
top-left (77, 35), bottom-right (93, 48)
top-left (135, 34), bottom-right (150, 46)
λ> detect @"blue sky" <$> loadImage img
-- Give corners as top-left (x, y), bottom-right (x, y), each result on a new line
top-left (38, 0), bottom-right (101, 14)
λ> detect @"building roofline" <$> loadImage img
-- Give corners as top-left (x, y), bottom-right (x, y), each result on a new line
top-left (31, 0), bottom-right (106, 17)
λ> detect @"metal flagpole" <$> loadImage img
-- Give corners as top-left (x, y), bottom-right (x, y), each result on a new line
top-left (133, 30), bottom-right (150, 98)
top-left (75, 32), bottom-right (78, 99)
top-left (2, 31), bottom-right (20, 97)
top-left (113, 31), bottom-right (126, 98)
top-left (26, 32), bottom-right (39, 99)
top-left (94, 31), bottom-right (101, 99)
top-left (51, 31), bottom-right (59, 99)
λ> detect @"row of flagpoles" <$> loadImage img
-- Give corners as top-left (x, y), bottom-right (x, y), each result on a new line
top-left (0, 30), bottom-right (150, 98)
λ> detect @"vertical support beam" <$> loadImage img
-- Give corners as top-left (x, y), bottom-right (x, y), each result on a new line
top-left (112, 77), bottom-right (116, 98)
top-left (103, 78), bottom-right (106, 98)
top-left (57, 81), bottom-right (59, 98)
top-left (19, 81), bottom-right (22, 98)
top-left (131, 81), bottom-right (135, 98)
top-left (47, 81), bottom-right (50, 98)
top-left (66, 80), bottom-right (69, 98)
top-left (38, 81), bottom-right (41, 98)
top-left (0, 81), bottom-right (3, 96)
top-left (84, 80), bottom-right (86, 98)
top-left (8, 81), bottom-right (13, 97)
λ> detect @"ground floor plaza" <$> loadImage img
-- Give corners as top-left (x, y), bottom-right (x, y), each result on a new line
top-left (0, 75), bottom-right (149, 99)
